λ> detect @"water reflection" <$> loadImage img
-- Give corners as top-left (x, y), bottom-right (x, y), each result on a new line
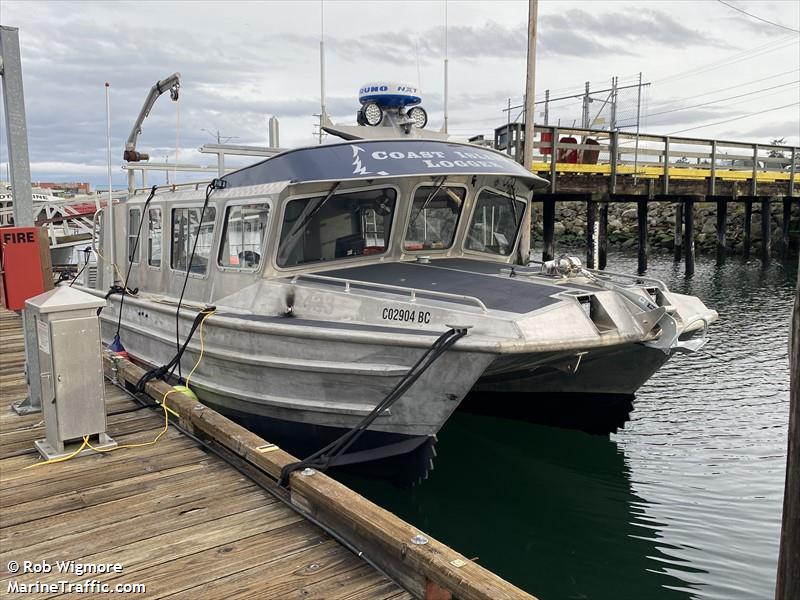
top-left (339, 412), bottom-right (698, 600)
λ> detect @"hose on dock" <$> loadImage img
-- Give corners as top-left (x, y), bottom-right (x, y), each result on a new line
top-left (278, 327), bottom-right (468, 487)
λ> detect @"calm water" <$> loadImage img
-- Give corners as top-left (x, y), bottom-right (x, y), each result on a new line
top-left (338, 251), bottom-right (796, 600)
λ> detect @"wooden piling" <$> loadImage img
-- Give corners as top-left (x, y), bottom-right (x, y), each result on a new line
top-left (761, 198), bottom-right (771, 265)
top-left (775, 256), bottom-right (799, 600)
top-left (586, 199), bottom-right (597, 269)
top-left (782, 197), bottom-right (792, 259)
top-left (674, 202), bottom-right (683, 262)
top-left (542, 196), bottom-right (556, 262)
top-left (599, 202), bottom-right (608, 270)
top-left (716, 197), bottom-right (728, 262)
top-left (637, 197), bottom-right (648, 274)
top-left (684, 196), bottom-right (696, 276)
top-left (744, 198), bottom-right (753, 259)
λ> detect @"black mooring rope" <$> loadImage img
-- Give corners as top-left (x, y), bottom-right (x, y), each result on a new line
top-left (278, 327), bottom-right (467, 486)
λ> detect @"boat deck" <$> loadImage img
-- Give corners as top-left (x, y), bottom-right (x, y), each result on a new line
top-left (0, 309), bottom-right (411, 599)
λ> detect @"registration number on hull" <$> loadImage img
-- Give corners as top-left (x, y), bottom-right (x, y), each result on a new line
top-left (381, 307), bottom-right (432, 324)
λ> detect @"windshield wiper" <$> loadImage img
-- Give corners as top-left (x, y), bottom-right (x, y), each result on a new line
top-left (507, 178), bottom-right (520, 224)
top-left (277, 181), bottom-right (341, 261)
top-left (408, 176), bottom-right (448, 230)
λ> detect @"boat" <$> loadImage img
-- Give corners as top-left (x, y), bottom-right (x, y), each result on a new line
top-left (72, 81), bottom-right (718, 480)
top-left (0, 186), bottom-right (124, 266)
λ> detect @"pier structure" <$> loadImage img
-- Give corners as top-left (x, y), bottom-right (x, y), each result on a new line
top-left (504, 125), bottom-right (799, 275)
top-left (0, 309), bottom-right (534, 600)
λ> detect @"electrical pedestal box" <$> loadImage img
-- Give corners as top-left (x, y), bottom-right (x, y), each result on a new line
top-left (25, 287), bottom-right (116, 460)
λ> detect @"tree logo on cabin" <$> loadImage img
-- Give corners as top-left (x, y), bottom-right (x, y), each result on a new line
top-left (351, 145), bottom-right (388, 177)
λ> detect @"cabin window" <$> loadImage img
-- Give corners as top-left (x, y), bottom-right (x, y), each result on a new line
top-left (148, 208), bottom-right (162, 267)
top-left (465, 190), bottom-right (525, 256)
top-left (171, 206), bottom-right (217, 274)
top-left (277, 188), bottom-right (396, 268)
top-left (218, 203), bottom-right (270, 269)
top-left (403, 186), bottom-right (465, 251)
top-left (127, 209), bottom-right (141, 263)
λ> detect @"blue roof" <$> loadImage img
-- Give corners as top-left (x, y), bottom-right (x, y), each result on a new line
top-left (222, 139), bottom-right (548, 188)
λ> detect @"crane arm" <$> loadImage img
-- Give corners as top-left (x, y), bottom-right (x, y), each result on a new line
top-left (123, 72), bottom-right (181, 162)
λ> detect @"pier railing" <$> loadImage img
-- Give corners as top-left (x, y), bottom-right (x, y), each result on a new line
top-left (497, 124), bottom-right (798, 197)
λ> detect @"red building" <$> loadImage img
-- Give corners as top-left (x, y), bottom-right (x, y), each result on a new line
top-left (34, 182), bottom-right (91, 196)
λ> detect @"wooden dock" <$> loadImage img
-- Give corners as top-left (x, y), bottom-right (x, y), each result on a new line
top-left (0, 309), bottom-right (534, 600)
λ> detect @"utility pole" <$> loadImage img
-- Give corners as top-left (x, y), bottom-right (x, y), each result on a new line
top-left (518, 0), bottom-right (538, 266)
top-left (544, 89), bottom-right (550, 126)
top-left (610, 76), bottom-right (618, 131)
top-left (1, 25), bottom-right (41, 414)
top-left (506, 98), bottom-right (512, 155)
top-left (582, 81), bottom-right (590, 129)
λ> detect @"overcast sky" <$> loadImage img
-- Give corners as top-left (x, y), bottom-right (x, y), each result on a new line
top-left (1, 0), bottom-right (798, 189)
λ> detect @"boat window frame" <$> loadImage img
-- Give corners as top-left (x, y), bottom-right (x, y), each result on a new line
top-left (147, 206), bottom-right (163, 270)
top-left (462, 185), bottom-right (528, 260)
top-left (168, 202), bottom-right (219, 280)
top-left (216, 198), bottom-right (272, 274)
top-left (401, 182), bottom-right (468, 255)
top-left (272, 183), bottom-right (401, 273)
top-left (127, 207), bottom-right (141, 265)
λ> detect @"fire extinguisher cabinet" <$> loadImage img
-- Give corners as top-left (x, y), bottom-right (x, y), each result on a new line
top-left (25, 286), bottom-right (116, 460)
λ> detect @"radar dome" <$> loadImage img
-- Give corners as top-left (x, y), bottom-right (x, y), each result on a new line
top-left (358, 82), bottom-right (422, 108)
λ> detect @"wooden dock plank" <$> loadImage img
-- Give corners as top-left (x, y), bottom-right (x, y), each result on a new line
top-left (0, 308), bottom-right (411, 599)
top-left (79, 521), bottom-right (329, 599)
top-left (2, 463), bottom-right (247, 548)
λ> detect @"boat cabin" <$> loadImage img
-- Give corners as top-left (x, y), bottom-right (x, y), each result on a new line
top-left (101, 139), bottom-right (548, 304)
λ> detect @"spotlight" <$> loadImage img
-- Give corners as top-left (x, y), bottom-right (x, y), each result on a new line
top-left (408, 106), bottom-right (428, 129)
top-left (360, 102), bottom-right (384, 126)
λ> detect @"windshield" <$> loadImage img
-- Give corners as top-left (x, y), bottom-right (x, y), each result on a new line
top-left (465, 189), bottom-right (525, 256)
top-left (403, 186), bottom-right (465, 251)
top-left (277, 188), bottom-right (396, 268)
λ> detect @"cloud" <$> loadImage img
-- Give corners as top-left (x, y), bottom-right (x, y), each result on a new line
top-left (275, 9), bottom-right (727, 65)
top-left (0, 0), bottom-right (784, 189)
top-left (544, 9), bottom-right (729, 50)
top-left (722, 119), bottom-right (800, 141)
top-left (645, 107), bottom-right (732, 128)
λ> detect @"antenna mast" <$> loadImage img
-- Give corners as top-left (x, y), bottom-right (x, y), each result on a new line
top-left (442, 1), bottom-right (449, 134)
top-left (105, 82), bottom-right (115, 272)
top-left (319, 1), bottom-right (326, 144)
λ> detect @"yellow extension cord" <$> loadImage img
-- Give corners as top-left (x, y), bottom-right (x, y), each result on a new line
top-left (92, 245), bottom-right (127, 290)
top-left (24, 309), bottom-right (216, 469)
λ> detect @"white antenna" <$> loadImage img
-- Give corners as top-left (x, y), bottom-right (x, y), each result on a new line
top-left (442, 0), bottom-right (449, 134)
top-left (319, 0), bottom-right (326, 144)
top-left (104, 82), bottom-right (115, 274)
top-left (415, 35), bottom-right (422, 92)
top-left (174, 91), bottom-right (180, 182)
